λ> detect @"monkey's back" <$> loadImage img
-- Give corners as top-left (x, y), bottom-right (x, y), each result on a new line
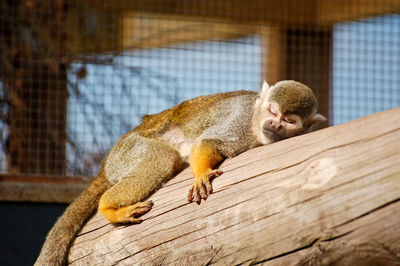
top-left (133, 90), bottom-right (258, 139)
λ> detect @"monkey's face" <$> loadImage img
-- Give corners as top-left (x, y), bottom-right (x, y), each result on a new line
top-left (260, 101), bottom-right (304, 142)
top-left (254, 80), bottom-right (327, 145)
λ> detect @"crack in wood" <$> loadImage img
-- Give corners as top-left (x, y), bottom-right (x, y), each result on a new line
top-left (68, 252), bottom-right (92, 265)
top-left (209, 220), bottom-right (355, 264)
top-left (321, 229), bottom-right (354, 242)
top-left (116, 214), bottom-right (201, 247)
top-left (72, 225), bottom-right (116, 247)
top-left (250, 237), bottom-right (322, 264)
top-left (334, 196), bottom-right (400, 228)
top-left (135, 227), bottom-right (205, 260)
top-left (76, 222), bottom-right (111, 238)
top-left (202, 246), bottom-right (223, 265)
top-left (146, 202), bottom-right (190, 221)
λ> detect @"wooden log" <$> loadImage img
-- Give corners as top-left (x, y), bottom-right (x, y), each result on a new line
top-left (68, 108), bottom-right (400, 265)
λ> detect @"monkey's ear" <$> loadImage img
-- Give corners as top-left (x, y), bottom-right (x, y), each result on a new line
top-left (261, 81), bottom-right (270, 94)
top-left (305, 113), bottom-right (327, 133)
top-left (258, 81), bottom-right (271, 103)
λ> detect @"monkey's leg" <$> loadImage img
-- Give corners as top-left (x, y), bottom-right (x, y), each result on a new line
top-left (188, 139), bottom-right (224, 204)
top-left (98, 179), bottom-right (156, 224)
top-left (99, 138), bottom-right (183, 224)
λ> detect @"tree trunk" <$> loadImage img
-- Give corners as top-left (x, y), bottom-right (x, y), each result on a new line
top-left (68, 108), bottom-right (400, 265)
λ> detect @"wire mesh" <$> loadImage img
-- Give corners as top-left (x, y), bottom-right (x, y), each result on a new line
top-left (0, 0), bottom-right (399, 177)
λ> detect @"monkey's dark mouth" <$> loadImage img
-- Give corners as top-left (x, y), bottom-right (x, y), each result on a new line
top-left (262, 128), bottom-right (283, 141)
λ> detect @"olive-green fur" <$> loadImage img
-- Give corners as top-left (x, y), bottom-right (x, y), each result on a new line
top-left (134, 90), bottom-right (257, 138)
top-left (270, 81), bottom-right (317, 118)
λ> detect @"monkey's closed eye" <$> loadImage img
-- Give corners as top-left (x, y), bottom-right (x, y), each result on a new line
top-left (268, 107), bottom-right (277, 116)
top-left (283, 118), bottom-right (296, 124)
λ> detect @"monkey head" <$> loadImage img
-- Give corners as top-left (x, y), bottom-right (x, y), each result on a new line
top-left (253, 80), bottom-right (327, 144)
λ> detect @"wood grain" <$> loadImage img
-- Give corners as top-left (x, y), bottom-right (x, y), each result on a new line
top-left (68, 107), bottom-right (400, 265)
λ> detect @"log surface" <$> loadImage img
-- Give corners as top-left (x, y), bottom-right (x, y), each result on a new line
top-left (68, 108), bottom-right (400, 265)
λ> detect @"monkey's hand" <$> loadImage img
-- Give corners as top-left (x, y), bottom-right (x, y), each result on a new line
top-left (188, 169), bottom-right (223, 204)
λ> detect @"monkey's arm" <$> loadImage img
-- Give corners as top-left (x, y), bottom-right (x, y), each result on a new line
top-left (188, 139), bottom-right (224, 204)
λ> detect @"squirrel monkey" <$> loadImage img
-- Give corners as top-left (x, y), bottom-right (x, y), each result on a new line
top-left (35, 80), bottom-right (326, 265)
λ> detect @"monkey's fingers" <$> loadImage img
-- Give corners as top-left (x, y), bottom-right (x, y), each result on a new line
top-left (188, 186), bottom-right (201, 204)
top-left (188, 169), bottom-right (223, 204)
top-left (199, 182), bottom-right (208, 200)
top-left (205, 169), bottom-right (223, 195)
top-left (131, 200), bottom-right (154, 218)
top-left (124, 200), bottom-right (154, 224)
top-left (193, 184), bottom-right (202, 205)
top-left (188, 183), bottom-right (205, 204)
top-left (188, 187), bottom-right (194, 203)
top-left (195, 191), bottom-right (202, 205)
top-left (208, 169), bottom-right (223, 181)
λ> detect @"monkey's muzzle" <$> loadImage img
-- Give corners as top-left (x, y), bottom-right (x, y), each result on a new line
top-left (262, 128), bottom-right (283, 141)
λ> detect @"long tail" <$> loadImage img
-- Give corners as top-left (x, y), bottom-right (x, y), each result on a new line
top-left (35, 174), bottom-right (111, 266)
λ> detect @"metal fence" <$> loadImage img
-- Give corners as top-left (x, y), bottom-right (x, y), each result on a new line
top-left (0, 0), bottom-right (399, 177)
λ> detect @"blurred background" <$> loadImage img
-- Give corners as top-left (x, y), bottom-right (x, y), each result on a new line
top-left (0, 1), bottom-right (399, 265)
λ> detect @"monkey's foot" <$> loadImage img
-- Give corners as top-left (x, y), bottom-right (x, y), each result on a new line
top-left (121, 200), bottom-right (154, 224)
top-left (188, 169), bottom-right (223, 204)
top-left (101, 200), bottom-right (154, 224)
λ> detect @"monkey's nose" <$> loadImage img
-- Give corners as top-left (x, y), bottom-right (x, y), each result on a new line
top-left (269, 121), bottom-right (284, 132)
top-left (269, 120), bottom-right (280, 129)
